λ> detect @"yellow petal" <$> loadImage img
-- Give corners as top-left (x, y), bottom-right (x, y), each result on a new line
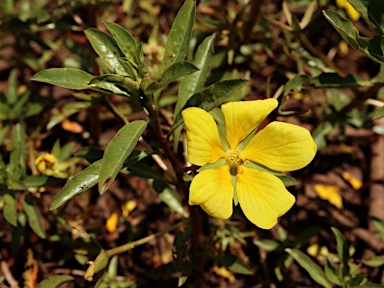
top-left (189, 166), bottom-right (233, 219)
top-left (106, 212), bottom-right (119, 233)
top-left (237, 167), bottom-right (295, 229)
top-left (341, 172), bottom-right (362, 190)
top-left (345, 3), bottom-right (360, 21)
top-left (314, 184), bottom-right (343, 209)
top-left (182, 108), bottom-right (226, 166)
top-left (221, 99), bottom-right (278, 150)
top-left (243, 122), bottom-right (317, 171)
top-left (335, 0), bottom-right (347, 8)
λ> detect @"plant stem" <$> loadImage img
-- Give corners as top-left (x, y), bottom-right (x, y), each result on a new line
top-left (106, 219), bottom-right (190, 257)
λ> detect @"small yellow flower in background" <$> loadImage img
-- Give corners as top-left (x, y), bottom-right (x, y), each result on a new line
top-left (35, 153), bottom-right (58, 176)
top-left (213, 266), bottom-right (235, 283)
top-left (341, 171), bottom-right (363, 190)
top-left (336, 0), bottom-right (360, 21)
top-left (314, 184), bottom-right (343, 208)
top-left (122, 200), bottom-right (137, 218)
top-left (182, 99), bottom-right (317, 229)
top-left (307, 243), bottom-right (330, 259)
top-left (106, 212), bottom-right (119, 233)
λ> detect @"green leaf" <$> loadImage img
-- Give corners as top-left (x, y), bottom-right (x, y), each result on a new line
top-left (22, 175), bottom-right (50, 188)
top-left (31, 68), bottom-right (94, 90)
top-left (346, 275), bottom-right (367, 287)
top-left (104, 22), bottom-right (137, 63)
top-left (50, 160), bottom-right (101, 210)
top-left (89, 74), bottom-right (140, 99)
top-left (159, 0), bottom-right (195, 73)
top-left (36, 275), bottom-right (74, 288)
top-left (23, 194), bottom-right (46, 239)
top-left (324, 10), bottom-right (384, 63)
top-left (284, 73), bottom-right (372, 95)
top-left (174, 34), bottom-right (215, 119)
top-left (363, 254), bottom-right (384, 267)
top-left (6, 69), bottom-right (18, 105)
top-left (285, 248), bottom-right (332, 288)
top-left (350, 285), bottom-right (384, 288)
top-left (323, 10), bottom-right (360, 50)
top-left (184, 79), bottom-right (248, 112)
top-left (213, 254), bottom-right (252, 275)
top-left (253, 239), bottom-right (280, 251)
top-left (84, 28), bottom-right (126, 75)
top-left (3, 191), bottom-right (17, 226)
top-left (99, 121), bottom-right (147, 194)
top-left (349, 0), bottom-right (384, 34)
top-left (331, 227), bottom-right (350, 279)
top-left (151, 179), bottom-right (189, 218)
top-left (324, 258), bottom-right (341, 285)
top-left (9, 124), bottom-right (26, 182)
top-left (145, 61), bottom-right (199, 95)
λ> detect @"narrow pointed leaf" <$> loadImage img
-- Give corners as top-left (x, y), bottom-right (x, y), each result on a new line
top-left (3, 191), bottom-right (17, 226)
top-left (89, 74), bottom-right (140, 99)
top-left (323, 11), bottom-right (360, 50)
top-left (331, 227), bottom-right (350, 278)
top-left (325, 259), bottom-right (341, 285)
top-left (145, 61), bottom-right (199, 95)
top-left (85, 28), bottom-right (126, 75)
top-left (99, 121), bottom-right (148, 194)
top-left (175, 34), bottom-right (215, 118)
top-left (23, 194), bottom-right (46, 239)
top-left (31, 68), bottom-right (94, 90)
top-left (50, 160), bottom-right (101, 210)
top-left (36, 275), bottom-right (74, 288)
top-left (363, 254), bottom-right (384, 267)
top-left (151, 179), bottom-right (189, 218)
top-left (285, 248), bottom-right (332, 288)
top-left (105, 22), bottom-right (137, 63)
top-left (183, 79), bottom-right (248, 112)
top-left (159, 0), bottom-right (195, 73)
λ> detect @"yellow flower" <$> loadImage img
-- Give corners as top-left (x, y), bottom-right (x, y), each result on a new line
top-left (35, 153), bottom-right (58, 176)
top-left (336, 0), bottom-right (360, 21)
top-left (182, 99), bottom-right (317, 229)
top-left (314, 184), bottom-right (343, 208)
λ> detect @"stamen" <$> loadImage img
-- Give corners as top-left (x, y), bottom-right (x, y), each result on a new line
top-left (225, 150), bottom-right (245, 168)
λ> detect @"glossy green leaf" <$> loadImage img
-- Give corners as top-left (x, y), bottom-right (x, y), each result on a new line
top-left (89, 74), bottom-right (140, 99)
top-left (331, 227), bottom-right (350, 278)
top-left (349, 0), bottom-right (384, 34)
top-left (323, 10), bottom-right (360, 50)
top-left (174, 34), bottom-right (215, 119)
top-left (324, 258), bottom-right (341, 285)
top-left (31, 68), bottom-right (94, 90)
top-left (23, 194), bottom-right (46, 239)
top-left (105, 22), bottom-right (137, 63)
top-left (151, 179), bottom-right (189, 218)
top-left (99, 120), bottom-right (147, 194)
top-left (145, 61), bottom-right (199, 95)
top-left (50, 160), bottom-right (101, 210)
top-left (84, 28), bottom-right (126, 75)
top-left (3, 191), bottom-right (17, 226)
top-left (284, 73), bottom-right (372, 95)
top-left (285, 248), bottom-right (332, 288)
top-left (36, 275), bottom-right (74, 288)
top-left (324, 10), bottom-right (384, 63)
top-left (184, 79), bottom-right (248, 112)
top-left (159, 0), bottom-right (195, 73)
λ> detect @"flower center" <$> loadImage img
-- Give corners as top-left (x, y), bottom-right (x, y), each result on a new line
top-left (225, 150), bottom-right (245, 168)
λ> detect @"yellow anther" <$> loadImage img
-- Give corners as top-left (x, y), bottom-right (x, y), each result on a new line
top-left (225, 150), bottom-right (245, 167)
